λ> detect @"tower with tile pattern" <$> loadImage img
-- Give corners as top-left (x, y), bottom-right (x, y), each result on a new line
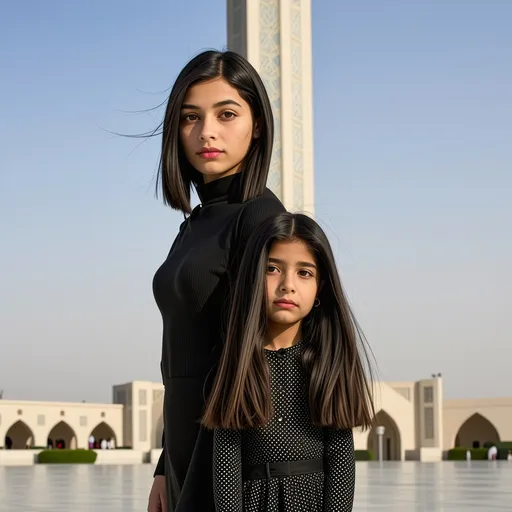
top-left (227, 0), bottom-right (315, 214)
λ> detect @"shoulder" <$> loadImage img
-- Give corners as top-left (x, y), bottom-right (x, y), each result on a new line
top-left (235, 188), bottom-right (285, 242)
top-left (178, 216), bottom-right (190, 232)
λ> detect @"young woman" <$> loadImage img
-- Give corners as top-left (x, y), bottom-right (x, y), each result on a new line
top-left (202, 212), bottom-right (376, 511)
top-left (148, 50), bottom-right (285, 512)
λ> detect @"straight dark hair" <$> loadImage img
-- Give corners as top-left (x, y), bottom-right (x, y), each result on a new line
top-left (158, 50), bottom-right (274, 214)
top-left (202, 212), bottom-right (376, 431)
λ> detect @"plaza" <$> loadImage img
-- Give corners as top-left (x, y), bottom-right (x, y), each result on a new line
top-left (1, 462), bottom-right (511, 511)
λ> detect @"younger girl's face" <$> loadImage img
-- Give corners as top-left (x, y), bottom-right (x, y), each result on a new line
top-left (179, 77), bottom-right (260, 184)
top-left (266, 239), bottom-right (319, 328)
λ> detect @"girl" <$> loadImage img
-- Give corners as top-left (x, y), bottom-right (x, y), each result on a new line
top-left (203, 212), bottom-right (375, 511)
top-left (148, 50), bottom-right (285, 512)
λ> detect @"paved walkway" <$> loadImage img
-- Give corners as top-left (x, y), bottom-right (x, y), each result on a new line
top-left (0, 461), bottom-right (510, 511)
top-left (354, 461), bottom-right (511, 511)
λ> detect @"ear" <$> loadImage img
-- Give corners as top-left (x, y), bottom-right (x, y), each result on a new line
top-left (253, 120), bottom-right (261, 139)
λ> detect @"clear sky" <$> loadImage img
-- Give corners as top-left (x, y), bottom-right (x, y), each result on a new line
top-left (1, 0), bottom-right (510, 403)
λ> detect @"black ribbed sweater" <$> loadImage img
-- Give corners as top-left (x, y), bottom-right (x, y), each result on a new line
top-left (152, 173), bottom-right (285, 511)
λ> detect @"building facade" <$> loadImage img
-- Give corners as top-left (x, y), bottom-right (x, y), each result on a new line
top-left (227, 0), bottom-right (315, 214)
top-left (2, 377), bottom-right (512, 464)
top-left (0, 399), bottom-right (122, 451)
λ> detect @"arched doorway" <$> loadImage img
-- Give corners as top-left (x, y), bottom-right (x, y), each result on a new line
top-left (367, 410), bottom-right (401, 460)
top-left (47, 421), bottom-right (77, 449)
top-left (89, 422), bottom-right (117, 448)
top-left (4, 420), bottom-right (35, 449)
top-left (454, 413), bottom-right (500, 448)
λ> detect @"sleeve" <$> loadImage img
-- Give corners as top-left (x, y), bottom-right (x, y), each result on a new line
top-left (234, 194), bottom-right (286, 250)
top-left (213, 428), bottom-right (243, 512)
top-left (153, 430), bottom-right (165, 476)
top-left (228, 194), bottom-right (286, 283)
top-left (324, 428), bottom-right (355, 511)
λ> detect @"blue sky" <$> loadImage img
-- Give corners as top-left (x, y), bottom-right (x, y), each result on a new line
top-left (1, 0), bottom-right (511, 402)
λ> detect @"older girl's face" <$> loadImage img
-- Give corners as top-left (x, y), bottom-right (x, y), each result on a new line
top-left (179, 78), bottom-right (260, 183)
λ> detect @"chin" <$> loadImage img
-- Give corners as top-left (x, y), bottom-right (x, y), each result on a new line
top-left (197, 165), bottom-right (232, 178)
top-left (269, 312), bottom-right (301, 325)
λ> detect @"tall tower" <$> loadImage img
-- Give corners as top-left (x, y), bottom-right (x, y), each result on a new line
top-left (227, 0), bottom-right (315, 214)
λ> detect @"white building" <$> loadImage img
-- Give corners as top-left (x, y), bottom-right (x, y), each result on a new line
top-left (3, 376), bottom-right (511, 465)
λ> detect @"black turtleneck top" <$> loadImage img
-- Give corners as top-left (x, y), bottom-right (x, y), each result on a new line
top-left (152, 173), bottom-right (285, 511)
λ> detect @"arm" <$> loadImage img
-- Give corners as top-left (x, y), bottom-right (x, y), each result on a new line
top-left (153, 218), bottom-right (189, 478)
top-left (153, 430), bottom-right (165, 476)
top-left (227, 193), bottom-right (285, 285)
top-left (324, 428), bottom-right (355, 512)
top-left (213, 428), bottom-right (243, 512)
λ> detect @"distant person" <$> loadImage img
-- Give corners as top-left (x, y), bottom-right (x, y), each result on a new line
top-left (487, 445), bottom-right (498, 460)
top-left (88, 435), bottom-right (95, 449)
top-left (202, 213), bottom-right (376, 511)
top-left (147, 50), bottom-right (285, 512)
top-left (507, 450), bottom-right (512, 461)
top-left (100, 439), bottom-right (107, 450)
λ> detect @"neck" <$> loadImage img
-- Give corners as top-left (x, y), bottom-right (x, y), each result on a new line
top-left (196, 172), bottom-right (242, 205)
top-left (264, 321), bottom-right (302, 351)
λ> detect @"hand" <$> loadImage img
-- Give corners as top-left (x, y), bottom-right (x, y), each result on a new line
top-left (147, 475), bottom-right (167, 512)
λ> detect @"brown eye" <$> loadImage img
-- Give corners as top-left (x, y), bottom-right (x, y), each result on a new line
top-left (182, 114), bottom-right (198, 122)
top-left (220, 111), bottom-right (236, 120)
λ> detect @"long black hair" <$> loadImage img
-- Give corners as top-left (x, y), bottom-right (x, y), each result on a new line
top-left (202, 212), bottom-right (376, 430)
top-left (156, 50), bottom-right (274, 214)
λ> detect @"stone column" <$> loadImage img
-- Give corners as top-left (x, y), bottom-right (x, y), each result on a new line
top-left (227, 0), bottom-right (315, 214)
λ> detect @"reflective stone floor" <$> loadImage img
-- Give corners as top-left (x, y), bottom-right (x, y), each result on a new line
top-left (0, 461), bottom-right (511, 511)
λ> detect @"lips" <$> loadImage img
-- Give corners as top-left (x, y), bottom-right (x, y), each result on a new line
top-left (198, 147), bottom-right (223, 156)
top-left (274, 299), bottom-right (298, 308)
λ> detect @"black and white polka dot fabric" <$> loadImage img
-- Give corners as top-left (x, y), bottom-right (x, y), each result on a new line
top-left (213, 339), bottom-right (355, 511)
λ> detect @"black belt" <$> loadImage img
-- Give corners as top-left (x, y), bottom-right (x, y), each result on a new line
top-left (242, 458), bottom-right (326, 481)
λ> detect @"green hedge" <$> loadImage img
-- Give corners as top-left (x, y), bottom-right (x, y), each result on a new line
top-left (450, 442), bottom-right (512, 461)
top-left (355, 450), bottom-right (374, 461)
top-left (38, 449), bottom-right (97, 464)
top-left (447, 448), bottom-right (487, 460)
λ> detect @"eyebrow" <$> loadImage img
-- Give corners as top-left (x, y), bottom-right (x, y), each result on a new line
top-left (268, 257), bottom-right (317, 269)
top-left (180, 99), bottom-right (242, 110)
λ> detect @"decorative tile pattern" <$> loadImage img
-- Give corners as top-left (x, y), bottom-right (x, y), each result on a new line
top-left (292, 121), bottom-right (303, 147)
top-left (260, 0), bottom-right (282, 198)
top-left (291, 5), bottom-right (301, 39)
top-left (293, 176), bottom-right (304, 212)
top-left (290, 1), bottom-right (304, 210)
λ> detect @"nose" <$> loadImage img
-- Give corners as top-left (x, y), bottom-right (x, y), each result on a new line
top-left (198, 114), bottom-right (217, 141)
top-left (279, 272), bottom-right (295, 293)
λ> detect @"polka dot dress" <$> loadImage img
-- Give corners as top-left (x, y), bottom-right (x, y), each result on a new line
top-left (213, 340), bottom-right (356, 511)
